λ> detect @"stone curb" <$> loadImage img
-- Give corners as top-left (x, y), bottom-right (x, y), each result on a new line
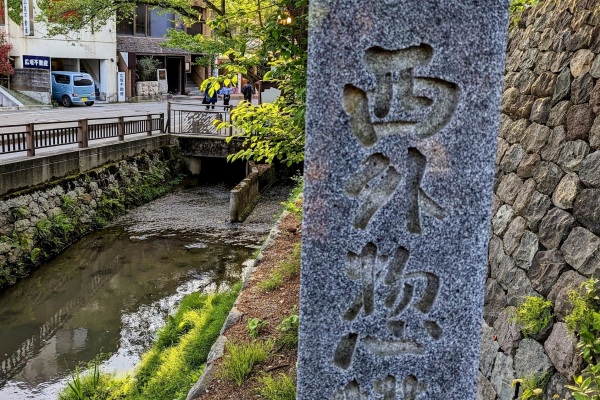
top-left (185, 210), bottom-right (289, 400)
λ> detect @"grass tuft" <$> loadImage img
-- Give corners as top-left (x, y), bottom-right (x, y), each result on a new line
top-left (256, 373), bottom-right (297, 400)
top-left (220, 340), bottom-right (273, 386)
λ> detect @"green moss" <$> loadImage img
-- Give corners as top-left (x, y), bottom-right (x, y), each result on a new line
top-left (256, 373), bottom-right (296, 400)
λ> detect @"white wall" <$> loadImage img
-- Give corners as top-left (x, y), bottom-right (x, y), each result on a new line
top-left (5, 1), bottom-right (118, 101)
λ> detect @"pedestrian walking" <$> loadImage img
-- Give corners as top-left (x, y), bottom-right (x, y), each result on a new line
top-left (204, 84), bottom-right (218, 109)
top-left (221, 86), bottom-right (233, 106)
top-left (241, 81), bottom-right (254, 103)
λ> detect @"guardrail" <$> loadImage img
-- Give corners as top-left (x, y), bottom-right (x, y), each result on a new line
top-left (0, 113), bottom-right (164, 157)
top-left (167, 101), bottom-right (235, 136)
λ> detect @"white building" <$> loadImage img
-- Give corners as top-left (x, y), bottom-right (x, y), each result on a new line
top-left (1, 0), bottom-right (118, 102)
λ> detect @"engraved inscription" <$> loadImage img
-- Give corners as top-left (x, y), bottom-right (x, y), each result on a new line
top-left (342, 43), bottom-right (459, 230)
top-left (333, 375), bottom-right (426, 400)
top-left (333, 244), bottom-right (442, 368)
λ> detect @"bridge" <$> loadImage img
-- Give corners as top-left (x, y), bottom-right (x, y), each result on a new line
top-left (0, 101), bottom-right (246, 197)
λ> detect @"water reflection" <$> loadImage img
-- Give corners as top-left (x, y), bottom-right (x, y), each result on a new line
top-left (0, 182), bottom-right (290, 399)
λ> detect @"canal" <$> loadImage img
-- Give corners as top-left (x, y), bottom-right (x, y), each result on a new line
top-left (0, 179), bottom-right (292, 399)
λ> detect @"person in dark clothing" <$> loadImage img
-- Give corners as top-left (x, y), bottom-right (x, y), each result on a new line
top-left (204, 84), bottom-right (218, 109)
top-left (241, 82), bottom-right (254, 103)
top-left (222, 86), bottom-right (233, 106)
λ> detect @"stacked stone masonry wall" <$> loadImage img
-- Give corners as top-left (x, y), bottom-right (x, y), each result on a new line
top-left (0, 147), bottom-right (179, 290)
top-left (480, 0), bottom-right (600, 399)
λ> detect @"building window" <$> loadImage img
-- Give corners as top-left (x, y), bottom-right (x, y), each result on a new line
top-left (117, 16), bottom-right (133, 35)
top-left (135, 5), bottom-right (148, 36)
top-left (187, 22), bottom-right (203, 36)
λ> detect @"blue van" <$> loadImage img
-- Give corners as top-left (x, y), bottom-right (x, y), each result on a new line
top-left (51, 71), bottom-right (96, 107)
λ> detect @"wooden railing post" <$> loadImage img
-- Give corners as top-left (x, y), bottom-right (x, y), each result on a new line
top-left (147, 114), bottom-right (153, 136)
top-left (78, 119), bottom-right (89, 148)
top-left (26, 123), bottom-right (35, 157)
top-left (118, 117), bottom-right (125, 141)
top-left (159, 113), bottom-right (165, 133)
top-left (166, 102), bottom-right (171, 133)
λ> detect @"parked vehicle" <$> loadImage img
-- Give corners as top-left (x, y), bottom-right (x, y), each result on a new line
top-left (51, 71), bottom-right (96, 107)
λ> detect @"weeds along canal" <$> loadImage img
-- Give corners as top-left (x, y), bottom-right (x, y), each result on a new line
top-left (0, 178), bottom-right (293, 399)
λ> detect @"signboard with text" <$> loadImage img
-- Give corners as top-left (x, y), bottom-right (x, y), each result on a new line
top-left (22, 0), bottom-right (31, 36)
top-left (23, 55), bottom-right (50, 70)
top-left (118, 72), bottom-right (126, 102)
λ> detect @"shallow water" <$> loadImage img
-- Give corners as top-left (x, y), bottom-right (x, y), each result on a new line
top-left (0, 180), bottom-right (291, 399)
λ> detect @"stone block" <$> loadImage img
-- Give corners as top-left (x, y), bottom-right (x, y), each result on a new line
top-left (538, 207), bottom-right (576, 249)
top-left (579, 151), bottom-right (600, 187)
top-left (531, 72), bottom-right (557, 97)
top-left (503, 216), bottom-right (527, 256)
top-left (500, 144), bottom-right (525, 173)
top-left (479, 321), bottom-right (500, 378)
top-left (492, 205), bottom-right (515, 236)
top-left (561, 227), bottom-right (600, 271)
top-left (522, 191), bottom-right (552, 231)
top-left (590, 80), bottom-right (600, 115)
top-left (556, 140), bottom-right (590, 172)
top-left (490, 352), bottom-right (516, 400)
top-left (551, 67), bottom-right (572, 105)
top-left (529, 97), bottom-right (552, 124)
top-left (547, 100), bottom-right (571, 127)
top-left (497, 173), bottom-right (524, 205)
top-left (513, 179), bottom-right (538, 216)
top-left (528, 250), bottom-right (567, 297)
top-left (484, 279), bottom-right (508, 327)
top-left (513, 230), bottom-right (540, 271)
top-left (540, 126), bottom-right (566, 162)
top-left (514, 338), bottom-right (553, 378)
top-left (493, 307), bottom-right (522, 356)
top-left (517, 153), bottom-right (541, 179)
top-left (570, 73), bottom-right (594, 104)
top-left (544, 322), bottom-right (582, 379)
top-left (521, 123), bottom-right (550, 153)
top-left (590, 115), bottom-right (600, 149)
top-left (533, 161), bottom-right (564, 194)
top-left (553, 172), bottom-right (581, 209)
top-left (566, 103), bottom-right (594, 140)
top-left (496, 137), bottom-right (510, 165)
top-left (570, 49), bottom-right (595, 78)
top-left (574, 189), bottom-right (600, 235)
top-left (514, 69), bottom-right (537, 94)
top-left (477, 372), bottom-right (496, 400)
top-left (505, 118), bottom-right (530, 144)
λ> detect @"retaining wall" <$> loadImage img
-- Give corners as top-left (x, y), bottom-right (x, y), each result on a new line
top-left (0, 144), bottom-right (181, 291)
top-left (480, 0), bottom-right (600, 399)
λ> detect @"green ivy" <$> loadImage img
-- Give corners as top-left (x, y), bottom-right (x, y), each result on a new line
top-left (7, 0), bottom-right (22, 24)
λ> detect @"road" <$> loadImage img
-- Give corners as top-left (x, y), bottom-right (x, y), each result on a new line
top-left (0, 101), bottom-right (169, 125)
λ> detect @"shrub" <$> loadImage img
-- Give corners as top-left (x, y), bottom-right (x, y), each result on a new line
top-left (276, 312), bottom-right (299, 349)
top-left (514, 296), bottom-right (553, 336)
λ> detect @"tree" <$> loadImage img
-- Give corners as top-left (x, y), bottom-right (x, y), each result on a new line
top-left (0, 33), bottom-right (14, 87)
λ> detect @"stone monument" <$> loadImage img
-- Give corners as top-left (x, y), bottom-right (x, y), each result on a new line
top-left (298, 1), bottom-right (509, 399)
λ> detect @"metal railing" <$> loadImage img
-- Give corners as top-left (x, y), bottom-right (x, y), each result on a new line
top-left (0, 113), bottom-right (164, 157)
top-left (167, 101), bottom-right (235, 136)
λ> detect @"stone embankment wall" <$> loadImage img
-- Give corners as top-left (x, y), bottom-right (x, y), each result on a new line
top-left (480, 0), bottom-right (600, 399)
top-left (0, 146), bottom-right (180, 290)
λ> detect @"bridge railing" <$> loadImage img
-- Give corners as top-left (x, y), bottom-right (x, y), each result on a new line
top-left (167, 101), bottom-right (240, 137)
top-left (0, 113), bottom-right (164, 157)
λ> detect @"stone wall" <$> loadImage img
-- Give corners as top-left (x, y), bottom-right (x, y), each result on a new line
top-left (0, 146), bottom-right (181, 291)
top-left (11, 69), bottom-right (51, 93)
top-left (480, 0), bottom-right (600, 399)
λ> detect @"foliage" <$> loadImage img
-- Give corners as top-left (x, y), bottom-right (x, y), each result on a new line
top-left (509, 0), bottom-right (540, 28)
top-left (247, 317), bottom-right (268, 338)
top-left (0, 33), bottom-right (14, 78)
top-left (258, 242), bottom-right (300, 292)
top-left (564, 278), bottom-right (600, 399)
top-left (276, 311), bottom-right (299, 349)
top-left (6, 0), bottom-right (22, 24)
top-left (282, 175), bottom-right (303, 218)
top-left (220, 340), bottom-right (273, 386)
top-left (136, 57), bottom-right (161, 81)
top-left (256, 373), bottom-right (297, 400)
top-left (58, 284), bottom-right (241, 400)
top-left (512, 373), bottom-right (549, 400)
top-left (514, 296), bottom-right (553, 337)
